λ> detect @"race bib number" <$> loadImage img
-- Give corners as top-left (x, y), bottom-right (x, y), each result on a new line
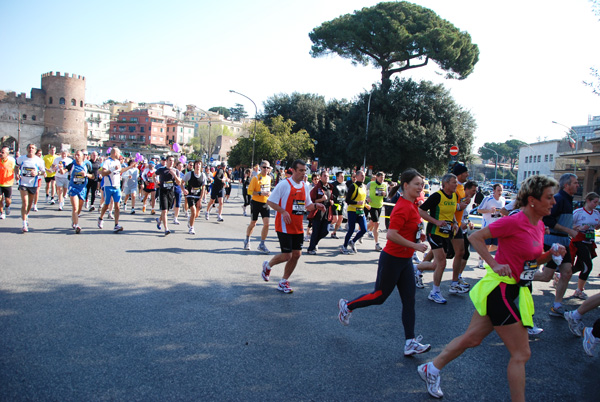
top-left (163, 180), bottom-right (174, 189)
top-left (261, 184), bottom-right (270, 192)
top-left (23, 167), bottom-right (36, 177)
top-left (519, 260), bottom-right (538, 286)
top-left (73, 172), bottom-right (86, 184)
top-left (292, 199), bottom-right (305, 215)
top-left (439, 221), bottom-right (453, 235)
top-left (356, 208), bottom-right (364, 216)
top-left (585, 229), bottom-right (595, 241)
top-left (375, 187), bottom-right (384, 196)
top-left (191, 187), bottom-right (201, 195)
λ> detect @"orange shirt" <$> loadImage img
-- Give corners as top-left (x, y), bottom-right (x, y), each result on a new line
top-left (0, 157), bottom-right (16, 187)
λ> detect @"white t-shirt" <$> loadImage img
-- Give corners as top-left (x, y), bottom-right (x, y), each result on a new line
top-left (102, 158), bottom-right (122, 188)
top-left (122, 168), bottom-right (139, 189)
top-left (16, 155), bottom-right (45, 187)
top-left (479, 195), bottom-right (506, 227)
top-left (52, 156), bottom-right (73, 179)
top-left (573, 207), bottom-right (600, 243)
top-left (268, 178), bottom-right (313, 209)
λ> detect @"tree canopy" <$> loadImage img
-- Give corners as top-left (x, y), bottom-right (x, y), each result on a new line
top-left (479, 139), bottom-right (526, 173)
top-left (229, 103), bottom-right (248, 121)
top-left (309, 1), bottom-right (479, 88)
top-left (209, 106), bottom-right (230, 119)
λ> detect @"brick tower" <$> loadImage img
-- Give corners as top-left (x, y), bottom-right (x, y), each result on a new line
top-left (40, 72), bottom-right (86, 151)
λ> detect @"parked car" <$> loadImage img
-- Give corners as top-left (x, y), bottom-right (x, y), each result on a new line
top-left (423, 179), bottom-right (430, 197)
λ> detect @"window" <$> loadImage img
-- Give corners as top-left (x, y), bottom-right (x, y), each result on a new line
top-left (119, 126), bottom-right (126, 132)
top-left (160, 128), bottom-right (163, 133)
top-left (545, 155), bottom-right (548, 162)
top-left (129, 135), bottom-right (136, 140)
top-left (32, 115), bottom-right (36, 121)
top-left (140, 126), bottom-right (145, 133)
top-left (139, 135), bottom-right (145, 141)
top-left (128, 126), bottom-right (135, 133)
top-left (536, 171), bottom-right (540, 175)
top-left (80, 101), bottom-right (83, 107)
top-left (525, 156), bottom-right (528, 163)
top-left (550, 154), bottom-right (554, 162)
top-left (119, 135), bottom-right (126, 140)
top-left (22, 114), bottom-right (27, 120)
top-left (113, 127), bottom-right (117, 132)
top-left (59, 97), bottom-right (65, 105)
top-left (49, 97), bottom-right (53, 104)
top-left (71, 99), bottom-right (76, 106)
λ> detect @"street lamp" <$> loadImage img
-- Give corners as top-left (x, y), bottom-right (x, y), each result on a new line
top-left (552, 120), bottom-right (578, 174)
top-left (230, 90), bottom-right (258, 167)
top-left (481, 145), bottom-right (498, 181)
top-left (363, 86), bottom-right (375, 172)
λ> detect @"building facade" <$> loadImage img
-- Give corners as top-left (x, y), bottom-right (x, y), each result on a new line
top-left (107, 108), bottom-right (167, 149)
top-left (85, 104), bottom-right (111, 147)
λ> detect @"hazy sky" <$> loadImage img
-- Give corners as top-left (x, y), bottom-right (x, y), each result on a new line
top-left (2, 0), bottom-right (600, 152)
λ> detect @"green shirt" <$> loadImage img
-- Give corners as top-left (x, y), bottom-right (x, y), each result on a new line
top-left (368, 180), bottom-right (387, 209)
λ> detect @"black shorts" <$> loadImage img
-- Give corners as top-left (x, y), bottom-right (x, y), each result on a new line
top-left (427, 233), bottom-right (450, 252)
top-left (186, 196), bottom-right (201, 208)
top-left (277, 232), bottom-right (304, 253)
top-left (543, 243), bottom-right (572, 268)
top-left (225, 186), bottom-right (232, 195)
top-left (0, 186), bottom-right (12, 199)
top-left (486, 283), bottom-right (522, 326)
top-left (44, 176), bottom-right (55, 183)
top-left (368, 207), bottom-right (382, 223)
top-left (159, 190), bottom-right (175, 211)
top-left (332, 203), bottom-right (344, 216)
top-left (211, 188), bottom-right (225, 200)
top-left (144, 187), bottom-right (156, 193)
top-left (251, 200), bottom-right (270, 221)
top-left (18, 185), bottom-right (37, 195)
top-left (485, 237), bottom-right (498, 246)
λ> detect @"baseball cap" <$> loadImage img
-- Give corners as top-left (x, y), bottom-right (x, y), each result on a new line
top-left (452, 164), bottom-right (468, 176)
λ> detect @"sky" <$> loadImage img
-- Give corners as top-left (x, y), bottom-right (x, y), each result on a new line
top-left (1, 0), bottom-right (600, 153)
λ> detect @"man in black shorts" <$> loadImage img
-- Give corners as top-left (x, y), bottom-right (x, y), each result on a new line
top-left (205, 161), bottom-right (228, 222)
top-left (244, 160), bottom-right (272, 253)
top-left (85, 151), bottom-right (102, 211)
top-left (330, 171), bottom-right (347, 239)
top-left (154, 155), bottom-right (182, 236)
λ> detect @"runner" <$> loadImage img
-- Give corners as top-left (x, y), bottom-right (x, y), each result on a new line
top-left (568, 191), bottom-right (600, 299)
top-left (42, 145), bottom-right (58, 205)
top-left (418, 175), bottom-right (565, 400)
top-left (341, 170), bottom-right (369, 254)
top-left (15, 144), bottom-right (45, 232)
top-left (51, 148), bottom-right (73, 212)
top-left (366, 171), bottom-right (388, 251)
top-left (563, 293), bottom-right (600, 356)
top-left (121, 159), bottom-right (139, 214)
top-left (205, 161), bottom-right (228, 222)
top-left (97, 147), bottom-right (135, 232)
top-left (329, 171), bottom-right (347, 239)
top-left (449, 180), bottom-right (478, 292)
top-left (418, 173), bottom-right (459, 304)
top-left (338, 169), bottom-right (432, 356)
top-left (183, 160), bottom-right (207, 235)
top-left (224, 167), bottom-right (233, 202)
top-left (306, 170), bottom-right (332, 255)
top-left (172, 161), bottom-right (185, 225)
top-left (85, 151), bottom-right (101, 211)
top-left (244, 160), bottom-right (272, 253)
top-left (141, 161), bottom-right (157, 214)
top-left (154, 155), bottom-right (183, 236)
top-left (261, 159), bottom-right (325, 293)
top-left (241, 168), bottom-right (252, 217)
top-left (62, 150), bottom-right (93, 233)
top-left (476, 183), bottom-right (506, 267)
top-left (0, 146), bottom-right (16, 220)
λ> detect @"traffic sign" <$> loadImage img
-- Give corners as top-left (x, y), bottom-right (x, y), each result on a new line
top-left (210, 157), bottom-right (214, 162)
top-left (450, 146), bottom-right (459, 156)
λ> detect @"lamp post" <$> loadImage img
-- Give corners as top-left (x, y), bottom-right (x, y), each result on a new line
top-left (363, 86), bottom-right (375, 172)
top-left (552, 120), bottom-right (578, 174)
top-left (481, 145), bottom-right (498, 181)
top-left (230, 90), bottom-right (258, 167)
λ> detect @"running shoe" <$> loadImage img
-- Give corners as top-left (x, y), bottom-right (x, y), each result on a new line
top-left (528, 326), bottom-right (544, 336)
top-left (75, 226), bottom-right (81, 234)
top-left (583, 327), bottom-right (599, 357)
top-left (5, 206), bottom-right (9, 215)
top-left (217, 216), bottom-right (224, 222)
top-left (404, 335), bottom-right (431, 356)
top-left (0, 212), bottom-right (5, 220)
top-left (412, 252), bottom-right (422, 264)
top-left (58, 203), bottom-right (63, 211)
top-left (449, 283), bottom-right (469, 294)
top-left (261, 261), bottom-right (271, 281)
top-left (458, 278), bottom-right (471, 288)
top-left (243, 211), bottom-right (247, 217)
top-left (89, 206), bottom-right (95, 212)
top-left (186, 210), bottom-right (190, 218)
top-left (418, 363), bottom-right (443, 399)
top-left (339, 245), bottom-right (350, 254)
top-left (549, 305), bottom-right (567, 317)
top-left (123, 204), bottom-right (127, 211)
top-left (338, 298), bottom-right (351, 326)
top-left (415, 273), bottom-right (425, 289)
top-left (257, 243), bottom-right (270, 254)
top-left (243, 239), bottom-right (251, 251)
top-left (33, 205), bottom-right (39, 212)
top-left (477, 258), bottom-right (484, 268)
top-left (151, 209), bottom-right (156, 215)
top-left (367, 231), bottom-right (374, 239)
top-left (108, 211), bottom-right (114, 220)
top-left (142, 206), bottom-right (146, 213)
top-left (277, 279), bottom-right (293, 293)
top-left (428, 291), bottom-right (447, 304)
top-left (22, 223), bottom-right (28, 233)
top-left (205, 211), bottom-right (209, 220)
top-left (328, 224), bottom-right (334, 231)
top-left (46, 195), bottom-right (49, 203)
top-left (349, 240), bottom-right (357, 254)
top-left (331, 233), bottom-right (338, 239)
top-left (156, 218), bottom-right (161, 230)
top-left (573, 289), bottom-right (588, 300)
top-left (375, 243), bottom-right (383, 251)
top-left (307, 249), bottom-right (317, 255)
top-left (113, 224), bottom-right (124, 233)
top-left (564, 311), bottom-right (585, 337)
top-left (130, 208), bottom-right (135, 215)
top-left (173, 218), bottom-right (180, 225)
top-left (97, 218), bottom-right (103, 229)
top-left (188, 227), bottom-right (195, 235)
top-left (165, 230), bottom-right (171, 236)
top-left (50, 199), bottom-right (56, 205)
top-left (304, 235), bottom-right (310, 242)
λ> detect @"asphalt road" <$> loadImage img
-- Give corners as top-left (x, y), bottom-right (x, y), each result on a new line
top-left (0, 184), bottom-right (598, 401)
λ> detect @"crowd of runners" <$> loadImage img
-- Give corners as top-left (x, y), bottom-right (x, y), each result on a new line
top-left (1, 144), bottom-right (599, 400)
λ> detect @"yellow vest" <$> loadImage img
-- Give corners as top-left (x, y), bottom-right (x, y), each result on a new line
top-left (347, 183), bottom-right (367, 212)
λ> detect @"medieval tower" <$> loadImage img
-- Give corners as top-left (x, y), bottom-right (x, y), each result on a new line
top-left (40, 72), bottom-right (86, 151)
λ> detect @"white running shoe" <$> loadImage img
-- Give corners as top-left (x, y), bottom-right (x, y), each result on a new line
top-left (573, 289), bottom-right (588, 300)
top-left (527, 326), bottom-right (544, 336)
top-left (261, 261), bottom-right (271, 281)
top-left (349, 240), bottom-right (357, 254)
top-left (257, 243), bottom-right (270, 254)
top-left (97, 218), bottom-right (103, 229)
top-left (449, 283), bottom-right (469, 294)
top-left (415, 273), bottom-right (424, 289)
top-left (205, 211), bottom-right (209, 220)
top-left (339, 245), bottom-right (350, 254)
top-left (583, 327), bottom-right (599, 357)
top-left (188, 227), bottom-right (195, 235)
top-left (564, 311), bottom-right (585, 337)
top-left (33, 205), bottom-right (39, 212)
top-left (277, 280), bottom-right (293, 293)
top-left (338, 299), bottom-right (351, 326)
top-left (375, 243), bottom-right (383, 251)
top-left (173, 218), bottom-right (180, 225)
top-left (0, 212), bottom-right (5, 220)
top-left (404, 335), bottom-right (432, 356)
top-left (428, 291), bottom-right (447, 304)
top-left (243, 239), bottom-right (251, 251)
top-left (418, 363), bottom-right (443, 399)
top-left (113, 224), bottom-right (124, 232)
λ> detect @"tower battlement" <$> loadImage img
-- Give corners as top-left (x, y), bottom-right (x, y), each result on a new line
top-left (41, 71), bottom-right (85, 81)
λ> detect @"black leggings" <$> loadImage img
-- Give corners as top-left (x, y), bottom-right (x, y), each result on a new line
top-left (347, 251), bottom-right (416, 339)
top-left (573, 242), bottom-right (595, 281)
top-left (593, 319), bottom-right (600, 338)
top-left (86, 180), bottom-right (99, 205)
